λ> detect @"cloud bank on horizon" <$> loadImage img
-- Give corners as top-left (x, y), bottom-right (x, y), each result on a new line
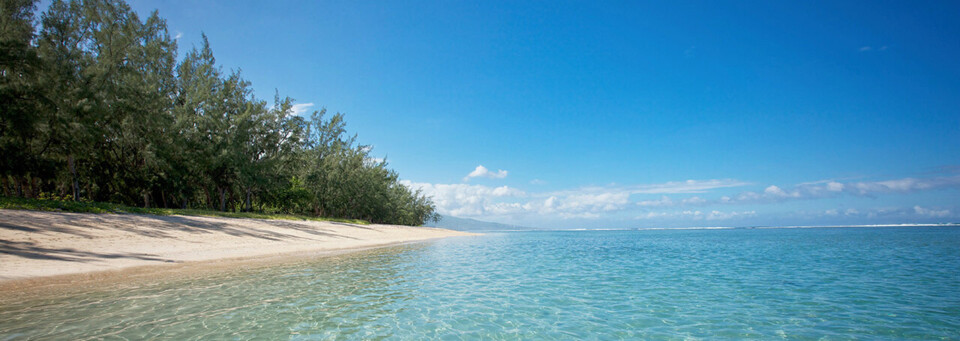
top-left (402, 166), bottom-right (960, 228)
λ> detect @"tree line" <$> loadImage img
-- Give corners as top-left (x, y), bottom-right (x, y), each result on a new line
top-left (0, 0), bottom-right (438, 225)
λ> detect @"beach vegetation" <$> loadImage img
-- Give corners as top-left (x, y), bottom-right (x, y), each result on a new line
top-left (0, 0), bottom-right (438, 225)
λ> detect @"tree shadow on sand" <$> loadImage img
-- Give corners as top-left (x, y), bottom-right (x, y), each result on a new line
top-left (136, 215), bottom-right (361, 241)
top-left (0, 211), bottom-right (362, 243)
top-left (0, 240), bottom-right (175, 263)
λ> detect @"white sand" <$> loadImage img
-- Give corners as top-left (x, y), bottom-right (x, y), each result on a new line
top-left (0, 209), bottom-right (474, 283)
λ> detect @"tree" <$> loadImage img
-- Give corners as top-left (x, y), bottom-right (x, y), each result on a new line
top-left (2, 0), bottom-right (438, 225)
top-left (0, 0), bottom-right (45, 197)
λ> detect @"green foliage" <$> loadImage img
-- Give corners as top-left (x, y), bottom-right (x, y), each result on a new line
top-left (0, 0), bottom-right (438, 226)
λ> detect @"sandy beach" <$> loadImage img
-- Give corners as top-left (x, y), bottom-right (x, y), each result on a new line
top-left (0, 209), bottom-right (474, 285)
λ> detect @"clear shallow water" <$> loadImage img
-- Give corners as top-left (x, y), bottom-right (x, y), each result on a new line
top-left (2, 227), bottom-right (959, 340)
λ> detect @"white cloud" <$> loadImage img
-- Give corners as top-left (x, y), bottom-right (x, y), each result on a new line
top-left (530, 179), bottom-right (546, 185)
top-left (405, 173), bottom-right (960, 224)
top-left (548, 179), bottom-right (748, 201)
top-left (405, 178), bottom-right (738, 220)
top-left (639, 211), bottom-right (671, 219)
top-left (914, 206), bottom-right (951, 218)
top-left (811, 206), bottom-right (954, 221)
top-left (557, 192), bottom-right (630, 212)
top-left (859, 46), bottom-right (888, 52)
top-left (485, 202), bottom-right (528, 216)
top-left (707, 210), bottom-right (756, 220)
top-left (636, 196), bottom-right (707, 207)
top-left (636, 209), bottom-right (756, 221)
top-left (681, 210), bottom-right (703, 219)
top-left (764, 185), bottom-right (787, 196)
top-left (463, 165), bottom-right (508, 182)
top-left (637, 196), bottom-right (673, 207)
top-left (290, 103), bottom-right (315, 116)
top-left (364, 157), bottom-right (385, 166)
top-left (762, 185), bottom-right (802, 199)
top-left (174, 31), bottom-right (183, 40)
top-left (717, 175), bottom-right (960, 205)
top-left (846, 176), bottom-right (957, 195)
top-left (520, 179), bottom-right (746, 218)
top-left (543, 196), bottom-right (557, 210)
top-left (559, 212), bottom-right (602, 219)
top-left (628, 179), bottom-right (749, 194)
top-left (401, 181), bottom-right (525, 217)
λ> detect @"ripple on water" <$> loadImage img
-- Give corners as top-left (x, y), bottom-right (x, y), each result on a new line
top-left (2, 227), bottom-right (960, 340)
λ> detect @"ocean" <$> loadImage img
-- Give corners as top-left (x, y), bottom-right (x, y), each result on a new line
top-left (2, 226), bottom-right (959, 339)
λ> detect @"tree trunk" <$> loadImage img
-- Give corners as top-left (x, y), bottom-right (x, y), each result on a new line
top-left (245, 188), bottom-right (252, 212)
top-left (22, 177), bottom-right (30, 198)
top-left (219, 187), bottom-right (226, 212)
top-left (69, 155), bottom-right (79, 201)
top-left (161, 189), bottom-right (168, 208)
top-left (23, 176), bottom-right (33, 198)
top-left (143, 191), bottom-right (150, 208)
top-left (1, 176), bottom-right (8, 197)
top-left (203, 187), bottom-right (213, 210)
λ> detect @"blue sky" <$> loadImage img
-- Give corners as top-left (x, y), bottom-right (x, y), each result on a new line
top-left (101, 1), bottom-right (960, 227)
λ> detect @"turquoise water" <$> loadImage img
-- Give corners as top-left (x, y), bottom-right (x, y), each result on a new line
top-left (2, 227), bottom-right (959, 340)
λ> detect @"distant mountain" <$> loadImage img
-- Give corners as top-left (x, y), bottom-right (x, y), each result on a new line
top-left (425, 215), bottom-right (535, 232)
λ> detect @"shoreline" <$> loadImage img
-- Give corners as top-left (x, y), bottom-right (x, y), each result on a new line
top-left (0, 239), bottom-right (452, 296)
top-left (0, 209), bottom-right (477, 291)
